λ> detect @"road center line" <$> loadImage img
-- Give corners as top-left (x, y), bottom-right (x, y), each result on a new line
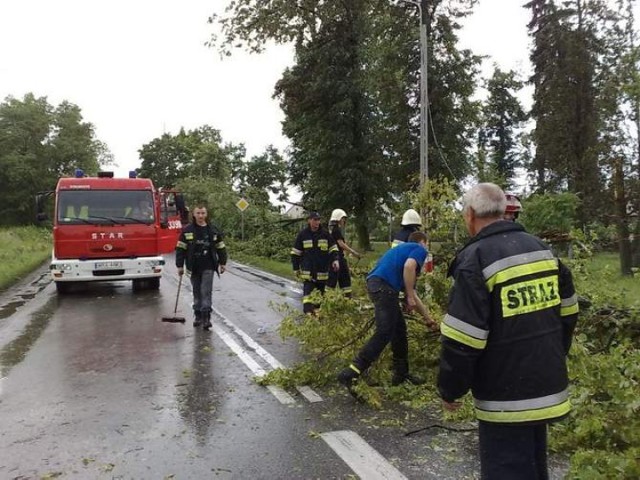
top-left (213, 308), bottom-right (323, 403)
top-left (321, 430), bottom-right (408, 480)
top-left (210, 323), bottom-right (295, 405)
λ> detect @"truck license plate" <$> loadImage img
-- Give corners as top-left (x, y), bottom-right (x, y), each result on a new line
top-left (95, 261), bottom-right (123, 269)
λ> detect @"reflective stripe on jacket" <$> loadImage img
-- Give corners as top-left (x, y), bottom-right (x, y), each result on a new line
top-left (291, 226), bottom-right (338, 281)
top-left (175, 223), bottom-right (227, 274)
top-left (437, 221), bottom-right (579, 424)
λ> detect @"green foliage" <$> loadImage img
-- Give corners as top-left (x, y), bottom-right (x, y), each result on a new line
top-left (519, 192), bottom-right (580, 238)
top-left (138, 126), bottom-right (239, 189)
top-left (478, 67), bottom-right (528, 188)
top-left (540, 246), bottom-right (640, 477)
top-left (212, 0), bottom-right (481, 249)
top-left (250, 218), bottom-right (639, 478)
top-left (139, 126), bottom-right (290, 242)
top-left (415, 176), bottom-right (466, 267)
top-left (274, 1), bottom-right (381, 250)
top-left (237, 145), bottom-right (289, 204)
top-left (264, 285), bottom-right (443, 410)
top-left (0, 94), bottom-right (104, 225)
top-left (0, 226), bottom-right (51, 290)
top-left (525, 0), bottom-right (635, 227)
top-left (230, 227), bottom-right (293, 262)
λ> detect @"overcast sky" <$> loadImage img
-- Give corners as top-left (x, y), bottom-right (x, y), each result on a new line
top-left (0, 1), bottom-right (628, 178)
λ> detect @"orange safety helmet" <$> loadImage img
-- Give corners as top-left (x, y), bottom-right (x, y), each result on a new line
top-left (504, 193), bottom-right (522, 221)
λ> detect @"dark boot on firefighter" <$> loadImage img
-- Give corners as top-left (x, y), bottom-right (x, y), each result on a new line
top-left (193, 311), bottom-right (202, 328)
top-left (337, 363), bottom-right (366, 401)
top-left (202, 311), bottom-right (212, 331)
top-left (391, 358), bottom-right (425, 386)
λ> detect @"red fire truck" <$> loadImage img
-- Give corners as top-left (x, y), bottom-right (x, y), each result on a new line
top-left (37, 170), bottom-right (187, 293)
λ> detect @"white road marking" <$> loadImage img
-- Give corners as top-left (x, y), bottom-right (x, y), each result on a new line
top-left (295, 385), bottom-right (323, 403)
top-left (213, 308), bottom-right (323, 403)
top-left (210, 323), bottom-right (296, 405)
top-left (321, 430), bottom-right (408, 480)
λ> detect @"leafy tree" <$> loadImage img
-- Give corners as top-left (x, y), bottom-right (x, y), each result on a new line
top-left (479, 67), bottom-right (528, 189)
top-left (48, 101), bottom-right (102, 177)
top-left (237, 145), bottom-right (289, 206)
top-left (137, 129), bottom-right (194, 188)
top-left (525, 0), bottom-right (633, 226)
top-left (274, 1), bottom-right (380, 249)
top-left (211, 0), bottom-right (481, 248)
top-left (0, 94), bottom-right (103, 225)
top-left (518, 192), bottom-right (580, 239)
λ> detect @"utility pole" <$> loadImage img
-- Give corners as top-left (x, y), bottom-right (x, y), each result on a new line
top-left (398, 0), bottom-right (428, 190)
top-left (419, 0), bottom-right (428, 190)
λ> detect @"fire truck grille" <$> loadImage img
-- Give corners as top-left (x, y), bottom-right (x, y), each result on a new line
top-left (93, 270), bottom-right (125, 277)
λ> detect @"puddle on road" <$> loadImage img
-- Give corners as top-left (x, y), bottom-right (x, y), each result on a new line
top-left (0, 272), bottom-right (51, 321)
top-left (0, 298), bottom-right (56, 377)
top-left (0, 300), bottom-right (23, 320)
top-left (176, 333), bottom-right (219, 445)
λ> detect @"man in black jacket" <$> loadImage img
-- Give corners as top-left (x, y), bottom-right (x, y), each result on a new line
top-left (176, 205), bottom-right (227, 331)
top-left (438, 183), bottom-right (579, 479)
top-left (291, 211), bottom-right (339, 314)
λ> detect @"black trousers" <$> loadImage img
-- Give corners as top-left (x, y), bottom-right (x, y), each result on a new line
top-left (353, 277), bottom-right (407, 371)
top-left (327, 256), bottom-right (352, 294)
top-left (302, 280), bottom-right (326, 314)
top-left (479, 421), bottom-right (548, 480)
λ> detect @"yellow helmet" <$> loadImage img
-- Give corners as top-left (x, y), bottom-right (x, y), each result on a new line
top-left (330, 208), bottom-right (348, 222)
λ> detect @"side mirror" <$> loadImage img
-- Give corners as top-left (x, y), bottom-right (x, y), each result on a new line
top-left (160, 221), bottom-right (169, 229)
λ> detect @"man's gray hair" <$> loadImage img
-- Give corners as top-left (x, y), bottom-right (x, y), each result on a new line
top-left (462, 183), bottom-right (507, 218)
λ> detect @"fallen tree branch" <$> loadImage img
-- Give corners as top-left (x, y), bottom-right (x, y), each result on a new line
top-left (405, 423), bottom-right (476, 436)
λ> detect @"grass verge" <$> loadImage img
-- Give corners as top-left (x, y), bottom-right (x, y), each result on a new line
top-left (0, 226), bottom-right (51, 291)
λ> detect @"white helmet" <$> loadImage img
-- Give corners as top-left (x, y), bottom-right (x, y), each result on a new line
top-left (330, 208), bottom-right (348, 223)
top-left (401, 208), bottom-right (422, 226)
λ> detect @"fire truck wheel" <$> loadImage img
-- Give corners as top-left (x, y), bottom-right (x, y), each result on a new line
top-left (55, 282), bottom-right (74, 294)
top-left (132, 278), bottom-right (160, 291)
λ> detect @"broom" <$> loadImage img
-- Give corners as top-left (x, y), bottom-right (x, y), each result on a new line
top-left (161, 274), bottom-right (186, 323)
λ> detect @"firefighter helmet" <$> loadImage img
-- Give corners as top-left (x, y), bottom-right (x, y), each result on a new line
top-left (401, 209), bottom-right (422, 226)
top-left (330, 209), bottom-right (348, 223)
top-left (504, 193), bottom-right (522, 220)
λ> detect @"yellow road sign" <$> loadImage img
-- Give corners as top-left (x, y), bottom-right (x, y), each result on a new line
top-left (236, 197), bottom-right (249, 212)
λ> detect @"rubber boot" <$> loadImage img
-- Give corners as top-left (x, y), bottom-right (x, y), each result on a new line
top-left (337, 363), bottom-right (366, 401)
top-left (391, 358), bottom-right (425, 386)
top-left (193, 311), bottom-right (202, 328)
top-left (202, 311), bottom-right (212, 331)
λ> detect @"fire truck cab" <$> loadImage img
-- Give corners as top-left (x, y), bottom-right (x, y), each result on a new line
top-left (38, 170), bottom-right (186, 293)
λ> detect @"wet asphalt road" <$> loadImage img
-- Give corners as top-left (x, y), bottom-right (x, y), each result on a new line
top-left (0, 257), bottom-right (569, 479)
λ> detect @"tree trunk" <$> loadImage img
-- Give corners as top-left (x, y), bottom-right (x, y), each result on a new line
top-left (614, 158), bottom-right (633, 276)
top-left (354, 220), bottom-right (371, 252)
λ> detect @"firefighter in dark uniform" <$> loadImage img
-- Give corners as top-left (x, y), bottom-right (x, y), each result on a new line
top-left (391, 208), bottom-right (422, 247)
top-left (327, 208), bottom-right (361, 297)
top-left (176, 205), bottom-right (228, 331)
top-left (291, 211), bottom-right (339, 314)
top-left (437, 183), bottom-right (579, 479)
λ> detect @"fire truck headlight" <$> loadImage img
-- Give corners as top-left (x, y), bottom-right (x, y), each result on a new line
top-left (51, 263), bottom-right (73, 271)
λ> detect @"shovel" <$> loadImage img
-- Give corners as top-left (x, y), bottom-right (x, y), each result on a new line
top-left (161, 275), bottom-right (186, 323)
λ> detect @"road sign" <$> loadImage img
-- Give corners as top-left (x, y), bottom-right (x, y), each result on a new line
top-left (236, 197), bottom-right (249, 212)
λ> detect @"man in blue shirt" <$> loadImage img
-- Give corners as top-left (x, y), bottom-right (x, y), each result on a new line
top-left (338, 231), bottom-right (438, 392)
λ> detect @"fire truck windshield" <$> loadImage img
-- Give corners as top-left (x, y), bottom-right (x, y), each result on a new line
top-left (57, 190), bottom-right (155, 225)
